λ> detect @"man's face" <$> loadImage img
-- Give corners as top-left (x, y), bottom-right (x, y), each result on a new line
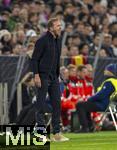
top-left (104, 36), bottom-right (112, 46)
top-left (86, 64), bottom-right (93, 78)
top-left (94, 36), bottom-right (100, 45)
top-left (112, 37), bottom-right (117, 47)
top-left (52, 20), bottom-right (62, 36)
top-left (69, 68), bottom-right (77, 77)
top-left (78, 68), bottom-right (88, 79)
top-left (63, 69), bottom-right (69, 80)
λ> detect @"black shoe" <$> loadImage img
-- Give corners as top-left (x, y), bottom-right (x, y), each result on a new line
top-left (89, 126), bottom-right (95, 132)
top-left (75, 128), bottom-right (89, 133)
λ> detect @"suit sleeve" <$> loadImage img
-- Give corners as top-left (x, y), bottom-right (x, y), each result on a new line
top-left (31, 38), bottom-right (44, 74)
top-left (88, 81), bottom-right (115, 102)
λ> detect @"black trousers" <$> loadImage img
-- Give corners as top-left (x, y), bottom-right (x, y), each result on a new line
top-left (16, 104), bottom-right (35, 125)
top-left (34, 77), bottom-right (61, 134)
top-left (76, 101), bottom-right (102, 129)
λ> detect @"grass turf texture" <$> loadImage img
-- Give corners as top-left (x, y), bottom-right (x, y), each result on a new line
top-left (50, 131), bottom-right (117, 150)
top-left (0, 131), bottom-right (117, 150)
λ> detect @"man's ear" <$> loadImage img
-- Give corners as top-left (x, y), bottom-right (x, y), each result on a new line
top-left (50, 27), bottom-right (53, 32)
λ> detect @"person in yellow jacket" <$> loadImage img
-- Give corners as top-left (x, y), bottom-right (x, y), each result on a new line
top-left (76, 63), bottom-right (117, 133)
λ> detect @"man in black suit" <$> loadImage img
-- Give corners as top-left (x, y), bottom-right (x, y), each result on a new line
top-left (31, 18), bottom-right (69, 141)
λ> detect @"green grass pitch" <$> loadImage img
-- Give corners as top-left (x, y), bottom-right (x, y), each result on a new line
top-left (0, 131), bottom-right (117, 150)
top-left (51, 131), bottom-right (117, 150)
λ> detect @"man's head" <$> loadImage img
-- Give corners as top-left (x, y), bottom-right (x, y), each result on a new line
top-left (67, 64), bottom-right (77, 77)
top-left (85, 64), bottom-right (93, 78)
top-left (77, 65), bottom-right (88, 79)
top-left (104, 64), bottom-right (117, 77)
top-left (60, 66), bottom-right (69, 81)
top-left (47, 17), bottom-right (61, 36)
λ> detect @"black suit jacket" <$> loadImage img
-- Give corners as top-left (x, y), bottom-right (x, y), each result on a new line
top-left (31, 31), bottom-right (61, 78)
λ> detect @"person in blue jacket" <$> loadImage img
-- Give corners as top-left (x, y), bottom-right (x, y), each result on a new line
top-left (76, 63), bottom-right (117, 133)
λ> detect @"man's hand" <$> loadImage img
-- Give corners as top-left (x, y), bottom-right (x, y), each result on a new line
top-left (34, 74), bottom-right (41, 87)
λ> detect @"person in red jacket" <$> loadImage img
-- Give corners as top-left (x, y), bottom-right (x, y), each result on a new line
top-left (67, 64), bottom-right (78, 83)
top-left (76, 65), bottom-right (88, 102)
top-left (60, 66), bottom-right (76, 128)
top-left (85, 64), bottom-right (94, 98)
top-left (85, 64), bottom-right (103, 130)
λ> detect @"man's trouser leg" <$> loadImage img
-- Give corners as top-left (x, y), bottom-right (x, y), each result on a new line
top-left (76, 101), bottom-right (101, 130)
top-left (16, 104), bottom-right (33, 125)
top-left (35, 79), bottom-right (48, 126)
top-left (48, 79), bottom-right (61, 134)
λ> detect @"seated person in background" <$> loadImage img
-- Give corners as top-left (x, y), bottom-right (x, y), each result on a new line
top-left (85, 64), bottom-right (103, 130)
top-left (16, 72), bottom-right (36, 125)
top-left (76, 65), bottom-right (88, 102)
top-left (16, 72), bottom-right (53, 125)
top-left (76, 63), bottom-right (117, 133)
top-left (67, 64), bottom-right (78, 83)
top-left (21, 72), bottom-right (36, 107)
top-left (60, 66), bottom-right (75, 130)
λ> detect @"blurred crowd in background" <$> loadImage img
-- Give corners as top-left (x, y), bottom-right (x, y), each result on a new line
top-left (0, 0), bottom-right (117, 57)
top-left (0, 0), bottom-right (117, 131)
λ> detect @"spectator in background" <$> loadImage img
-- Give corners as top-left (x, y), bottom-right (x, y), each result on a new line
top-left (60, 66), bottom-right (74, 130)
top-left (67, 64), bottom-right (77, 83)
top-left (61, 46), bottom-right (69, 57)
top-left (1, 46), bottom-right (11, 55)
top-left (12, 43), bottom-right (23, 55)
top-left (75, 22), bottom-right (85, 38)
top-left (15, 72), bottom-right (36, 125)
top-left (65, 36), bottom-right (73, 48)
top-left (85, 64), bottom-right (93, 82)
top-left (19, 8), bottom-right (28, 24)
top-left (65, 23), bottom-right (74, 36)
top-left (67, 64), bottom-right (78, 105)
top-left (99, 48), bottom-right (109, 57)
top-left (85, 64), bottom-right (104, 131)
top-left (26, 42), bottom-right (35, 57)
top-left (85, 64), bottom-right (94, 99)
top-left (103, 34), bottom-right (115, 57)
top-left (64, 3), bottom-right (75, 24)
top-left (107, 6), bottom-right (117, 24)
top-left (0, 11), bottom-right (11, 30)
top-left (72, 34), bottom-right (81, 48)
top-left (28, 13), bottom-right (39, 30)
top-left (69, 46), bottom-right (79, 57)
top-left (14, 22), bottom-right (24, 32)
top-left (83, 24), bottom-right (94, 43)
top-left (89, 34), bottom-right (100, 56)
top-left (0, 29), bottom-right (12, 54)
top-left (79, 43), bottom-right (89, 56)
top-left (111, 35), bottom-right (117, 57)
top-left (0, 0), bottom-right (116, 58)
top-left (77, 65), bottom-right (88, 102)
top-left (8, 5), bottom-right (21, 31)
top-left (109, 22), bottom-right (117, 37)
top-left (16, 30), bottom-right (26, 45)
top-left (21, 72), bottom-right (35, 107)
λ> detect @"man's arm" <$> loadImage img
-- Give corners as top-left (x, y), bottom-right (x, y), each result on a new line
top-left (31, 37), bottom-right (44, 87)
top-left (88, 81), bottom-right (115, 101)
top-left (31, 38), bottom-right (44, 74)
